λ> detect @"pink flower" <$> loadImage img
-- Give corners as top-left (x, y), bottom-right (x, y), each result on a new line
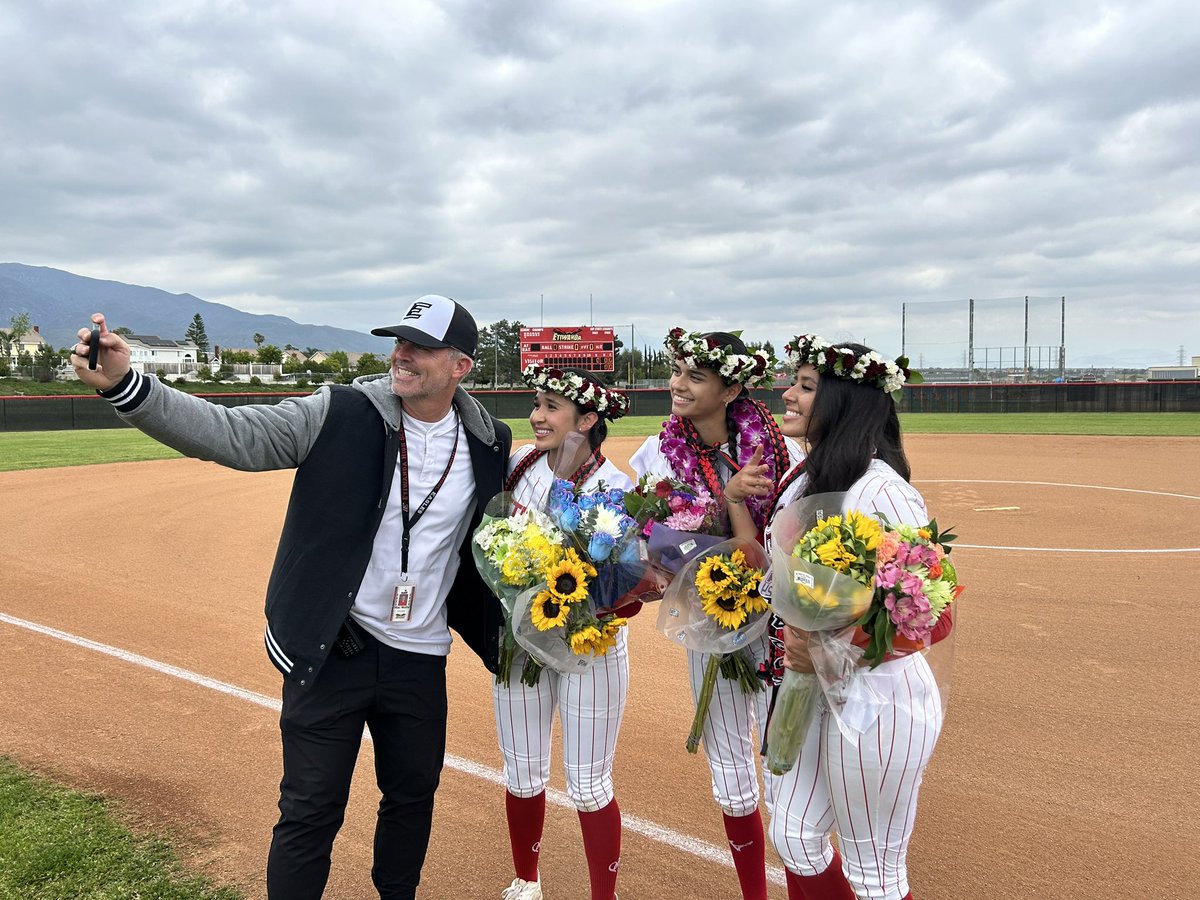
top-left (874, 562), bottom-right (901, 591)
top-left (668, 494), bottom-right (689, 513)
top-left (896, 613), bottom-right (934, 642)
top-left (665, 508), bottom-right (707, 531)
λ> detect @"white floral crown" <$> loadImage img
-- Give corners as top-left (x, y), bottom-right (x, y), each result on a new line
top-left (522, 363), bottom-right (630, 420)
top-left (664, 328), bottom-right (775, 389)
top-left (784, 334), bottom-right (923, 401)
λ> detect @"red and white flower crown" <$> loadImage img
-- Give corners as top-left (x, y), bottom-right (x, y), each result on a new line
top-left (784, 334), bottom-right (923, 401)
top-left (664, 328), bottom-right (775, 389)
top-left (522, 363), bottom-right (630, 420)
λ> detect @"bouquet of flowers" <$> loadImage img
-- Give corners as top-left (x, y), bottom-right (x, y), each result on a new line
top-left (508, 479), bottom-right (651, 682)
top-left (624, 473), bottom-right (724, 575)
top-left (859, 517), bottom-right (962, 666)
top-left (765, 495), bottom-right (962, 775)
top-left (472, 494), bottom-right (567, 685)
top-left (657, 537), bottom-right (771, 752)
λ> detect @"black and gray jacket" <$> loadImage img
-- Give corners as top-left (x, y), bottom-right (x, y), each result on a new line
top-left (101, 369), bottom-right (511, 687)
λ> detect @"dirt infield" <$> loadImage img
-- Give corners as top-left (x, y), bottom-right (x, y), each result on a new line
top-left (2, 434), bottom-right (1198, 899)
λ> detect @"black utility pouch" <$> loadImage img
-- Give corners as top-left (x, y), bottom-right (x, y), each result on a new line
top-left (334, 618), bottom-right (367, 658)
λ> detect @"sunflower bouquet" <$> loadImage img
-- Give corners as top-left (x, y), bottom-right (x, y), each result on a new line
top-left (509, 479), bottom-right (650, 681)
top-left (472, 494), bottom-right (568, 684)
top-left (657, 537), bottom-right (771, 752)
top-left (764, 495), bottom-right (962, 774)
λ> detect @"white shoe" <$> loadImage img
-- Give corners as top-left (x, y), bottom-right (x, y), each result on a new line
top-left (501, 877), bottom-right (544, 900)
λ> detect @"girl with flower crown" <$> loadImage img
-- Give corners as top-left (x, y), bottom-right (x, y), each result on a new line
top-left (727, 335), bottom-right (948, 900)
top-left (630, 329), bottom-right (801, 900)
top-left (496, 364), bottom-right (634, 900)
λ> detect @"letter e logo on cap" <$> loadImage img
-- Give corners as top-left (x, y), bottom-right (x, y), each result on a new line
top-left (404, 302), bottom-right (433, 320)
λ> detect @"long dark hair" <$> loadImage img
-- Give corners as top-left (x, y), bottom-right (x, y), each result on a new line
top-left (560, 367), bottom-right (609, 452)
top-left (801, 342), bottom-right (910, 495)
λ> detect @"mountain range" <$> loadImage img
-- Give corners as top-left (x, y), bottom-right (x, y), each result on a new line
top-left (0, 263), bottom-right (391, 354)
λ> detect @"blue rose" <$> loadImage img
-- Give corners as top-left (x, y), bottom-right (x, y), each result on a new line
top-left (558, 505), bottom-right (582, 531)
top-left (588, 532), bottom-right (616, 562)
top-left (578, 493), bottom-right (598, 511)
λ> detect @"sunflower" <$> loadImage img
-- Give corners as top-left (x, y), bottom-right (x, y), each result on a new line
top-left (742, 578), bottom-right (769, 614)
top-left (530, 590), bottom-right (571, 631)
top-left (701, 590), bottom-right (749, 630)
top-left (545, 549), bottom-right (594, 603)
top-left (815, 536), bottom-right (857, 572)
top-left (696, 556), bottom-right (738, 601)
top-left (569, 624), bottom-right (604, 655)
top-left (846, 510), bottom-right (882, 550)
top-left (730, 548), bottom-right (748, 570)
top-left (601, 616), bottom-right (628, 641)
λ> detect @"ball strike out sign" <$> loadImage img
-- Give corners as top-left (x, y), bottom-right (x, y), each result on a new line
top-left (519, 327), bottom-right (616, 373)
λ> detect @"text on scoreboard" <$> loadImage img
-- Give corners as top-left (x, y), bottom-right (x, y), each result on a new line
top-left (519, 327), bottom-right (616, 372)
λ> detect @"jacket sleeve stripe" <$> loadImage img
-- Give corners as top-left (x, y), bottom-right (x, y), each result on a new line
top-left (98, 369), bottom-right (151, 413)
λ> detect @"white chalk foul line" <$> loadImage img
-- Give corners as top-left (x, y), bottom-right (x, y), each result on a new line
top-left (917, 479), bottom-right (1200, 553)
top-left (0, 612), bottom-right (785, 887)
top-left (955, 544), bottom-right (1200, 554)
top-left (916, 479), bottom-right (1200, 502)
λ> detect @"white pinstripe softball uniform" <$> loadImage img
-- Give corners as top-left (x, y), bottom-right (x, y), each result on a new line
top-left (765, 459), bottom-right (943, 900)
top-left (630, 435), bottom-right (801, 817)
top-left (493, 444), bottom-right (634, 812)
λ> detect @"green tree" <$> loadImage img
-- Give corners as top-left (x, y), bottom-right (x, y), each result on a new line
top-left (355, 352), bottom-right (389, 377)
top-left (34, 344), bottom-right (58, 382)
top-left (185, 313), bottom-right (211, 362)
top-left (113, 326), bottom-right (135, 337)
top-left (473, 320), bottom-right (525, 387)
top-left (222, 349), bottom-right (255, 364)
top-left (324, 350), bottom-right (349, 371)
top-left (253, 332), bottom-right (265, 348)
top-left (304, 346), bottom-right (320, 357)
top-left (6, 312), bottom-right (31, 364)
top-left (257, 344), bottom-right (283, 364)
top-left (8, 312), bottom-right (30, 347)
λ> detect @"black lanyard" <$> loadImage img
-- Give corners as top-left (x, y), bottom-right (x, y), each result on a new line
top-left (397, 415), bottom-right (460, 577)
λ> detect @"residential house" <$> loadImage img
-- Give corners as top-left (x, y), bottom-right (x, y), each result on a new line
top-left (127, 334), bottom-right (201, 374)
top-left (1, 324), bottom-right (49, 364)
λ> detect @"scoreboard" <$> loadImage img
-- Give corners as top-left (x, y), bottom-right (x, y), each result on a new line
top-left (519, 326), bottom-right (616, 373)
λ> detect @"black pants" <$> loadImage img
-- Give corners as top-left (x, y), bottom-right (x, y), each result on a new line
top-left (266, 633), bottom-right (448, 900)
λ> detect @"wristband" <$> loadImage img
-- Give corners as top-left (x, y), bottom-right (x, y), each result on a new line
top-left (727, 496), bottom-right (746, 505)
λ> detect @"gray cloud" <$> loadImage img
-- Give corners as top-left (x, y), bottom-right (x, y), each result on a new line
top-left (1, 0), bottom-right (1197, 366)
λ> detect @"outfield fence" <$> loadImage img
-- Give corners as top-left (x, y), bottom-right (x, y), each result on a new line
top-left (2, 382), bottom-right (1199, 431)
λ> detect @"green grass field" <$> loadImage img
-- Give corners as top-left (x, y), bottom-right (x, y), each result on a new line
top-left (2, 412), bottom-right (1197, 472)
top-left (0, 758), bottom-right (242, 900)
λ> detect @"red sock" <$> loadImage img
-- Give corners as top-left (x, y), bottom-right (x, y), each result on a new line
top-left (505, 791), bottom-right (545, 882)
top-left (577, 800), bottom-right (622, 900)
top-left (784, 849), bottom-right (856, 900)
top-left (721, 810), bottom-right (769, 900)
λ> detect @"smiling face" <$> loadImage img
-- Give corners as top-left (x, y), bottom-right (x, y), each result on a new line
top-left (668, 359), bottom-right (739, 421)
top-left (781, 363), bottom-right (819, 441)
top-left (389, 338), bottom-right (472, 418)
top-left (529, 390), bottom-right (597, 452)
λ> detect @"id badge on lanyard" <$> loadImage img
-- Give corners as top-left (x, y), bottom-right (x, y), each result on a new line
top-left (391, 581), bottom-right (416, 623)
top-left (393, 415), bottom-right (459, 626)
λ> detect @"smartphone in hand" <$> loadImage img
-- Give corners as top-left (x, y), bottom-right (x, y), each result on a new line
top-left (87, 323), bottom-right (101, 370)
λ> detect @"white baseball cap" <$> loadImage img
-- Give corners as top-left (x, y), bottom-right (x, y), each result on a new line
top-left (371, 295), bottom-right (478, 358)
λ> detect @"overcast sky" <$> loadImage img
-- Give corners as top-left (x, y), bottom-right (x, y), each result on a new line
top-left (3, 0), bottom-right (1198, 367)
